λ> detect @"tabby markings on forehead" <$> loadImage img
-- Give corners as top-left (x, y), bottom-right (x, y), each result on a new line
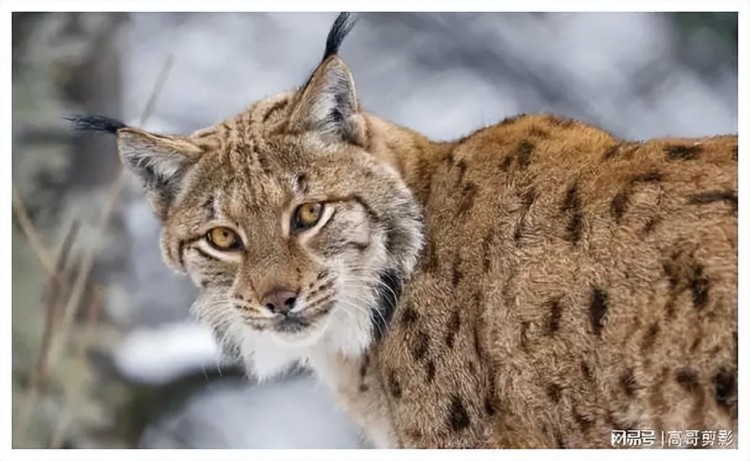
top-left (204, 195), bottom-right (217, 220)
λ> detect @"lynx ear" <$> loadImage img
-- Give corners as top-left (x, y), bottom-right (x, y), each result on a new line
top-left (290, 56), bottom-right (366, 146)
top-left (117, 128), bottom-right (204, 218)
top-left (67, 114), bottom-right (205, 218)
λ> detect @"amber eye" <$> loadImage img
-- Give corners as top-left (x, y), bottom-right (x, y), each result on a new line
top-left (292, 203), bottom-right (324, 232)
top-left (206, 226), bottom-right (242, 251)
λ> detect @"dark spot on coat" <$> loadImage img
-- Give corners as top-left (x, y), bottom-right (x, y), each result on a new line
top-left (411, 331), bottom-right (429, 361)
top-left (581, 361), bottom-right (593, 381)
top-left (675, 368), bottom-right (700, 393)
top-left (643, 216), bottom-right (661, 234)
top-left (689, 264), bottom-right (709, 310)
top-left (485, 375), bottom-right (497, 416)
top-left (423, 240), bottom-right (439, 273)
top-left (689, 335), bottom-right (702, 353)
top-left (665, 144), bottom-right (702, 161)
top-left (561, 182), bottom-right (583, 243)
top-left (499, 155), bottom-right (513, 172)
top-left (482, 231), bottom-right (495, 271)
top-left (520, 321), bottom-right (530, 352)
top-left (561, 183), bottom-right (580, 212)
top-left (662, 254), bottom-right (682, 290)
top-left (522, 187), bottom-right (538, 207)
top-left (632, 170), bottom-right (663, 183)
top-left (515, 141), bottom-right (535, 169)
top-left (456, 159), bottom-right (467, 183)
top-left (713, 368), bottom-right (736, 415)
top-left (546, 383), bottom-right (562, 403)
top-left (688, 190), bottom-right (738, 213)
top-left (451, 260), bottom-right (463, 287)
top-left (446, 310), bottom-right (460, 349)
top-left (414, 155), bottom-right (433, 200)
top-left (484, 397), bottom-right (496, 416)
top-left (457, 182), bottom-right (478, 216)
top-left (641, 322), bottom-right (660, 353)
top-left (388, 370), bottom-right (402, 399)
top-left (589, 288), bottom-right (609, 337)
top-left (545, 299), bottom-right (563, 335)
top-left (401, 306), bottom-right (419, 325)
top-left (566, 212), bottom-right (583, 243)
top-left (177, 241), bottom-right (186, 267)
top-left (471, 304), bottom-right (485, 361)
top-left (448, 395), bottom-right (471, 432)
top-left (257, 154), bottom-right (272, 174)
top-left (610, 190), bottom-right (630, 223)
top-left (426, 360), bottom-right (436, 383)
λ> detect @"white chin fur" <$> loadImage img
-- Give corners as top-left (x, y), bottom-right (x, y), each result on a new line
top-left (232, 298), bottom-right (374, 381)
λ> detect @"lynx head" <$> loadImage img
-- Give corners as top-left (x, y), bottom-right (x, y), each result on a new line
top-left (70, 13), bottom-right (423, 377)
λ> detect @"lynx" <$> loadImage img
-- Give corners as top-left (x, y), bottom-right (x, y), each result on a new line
top-left (71, 13), bottom-right (737, 448)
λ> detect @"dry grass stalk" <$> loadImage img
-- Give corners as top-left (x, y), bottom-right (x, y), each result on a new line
top-left (14, 53), bottom-right (176, 446)
top-left (48, 286), bottom-right (104, 449)
top-left (12, 186), bottom-right (57, 275)
top-left (13, 206), bottom-right (80, 436)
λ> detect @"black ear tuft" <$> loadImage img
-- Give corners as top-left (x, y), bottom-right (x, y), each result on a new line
top-left (65, 114), bottom-right (127, 134)
top-left (323, 12), bottom-right (357, 61)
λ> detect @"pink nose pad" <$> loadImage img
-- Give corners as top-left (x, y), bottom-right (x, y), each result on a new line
top-left (260, 288), bottom-right (298, 315)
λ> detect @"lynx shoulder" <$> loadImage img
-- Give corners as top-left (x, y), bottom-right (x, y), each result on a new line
top-left (378, 114), bottom-right (737, 447)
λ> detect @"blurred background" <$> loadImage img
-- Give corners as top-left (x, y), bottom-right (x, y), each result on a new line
top-left (11, 12), bottom-right (738, 448)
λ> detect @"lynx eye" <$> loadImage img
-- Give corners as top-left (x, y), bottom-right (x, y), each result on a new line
top-left (206, 226), bottom-right (242, 251)
top-left (292, 203), bottom-right (324, 232)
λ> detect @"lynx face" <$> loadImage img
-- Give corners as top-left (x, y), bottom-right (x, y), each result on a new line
top-left (157, 118), bottom-right (420, 361)
top-left (80, 14), bottom-right (423, 376)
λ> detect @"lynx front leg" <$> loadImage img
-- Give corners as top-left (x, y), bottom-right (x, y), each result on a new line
top-left (310, 350), bottom-right (401, 448)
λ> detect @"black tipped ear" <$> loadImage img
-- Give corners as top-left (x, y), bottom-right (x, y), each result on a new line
top-left (117, 128), bottom-right (203, 219)
top-left (323, 12), bottom-right (357, 61)
top-left (290, 56), bottom-right (366, 146)
top-left (66, 114), bottom-right (127, 134)
top-left (288, 13), bottom-right (364, 146)
top-left (66, 114), bottom-right (204, 219)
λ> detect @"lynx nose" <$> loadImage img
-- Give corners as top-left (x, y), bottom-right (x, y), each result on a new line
top-left (261, 287), bottom-right (298, 315)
